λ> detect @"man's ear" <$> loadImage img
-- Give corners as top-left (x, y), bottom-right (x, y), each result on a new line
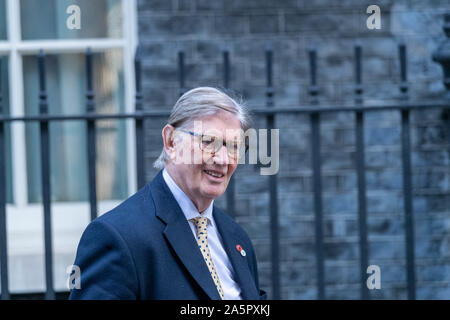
top-left (162, 124), bottom-right (176, 158)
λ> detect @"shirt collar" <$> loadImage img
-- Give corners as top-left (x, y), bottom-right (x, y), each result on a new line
top-left (162, 168), bottom-right (215, 226)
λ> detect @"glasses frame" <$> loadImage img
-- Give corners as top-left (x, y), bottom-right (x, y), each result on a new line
top-left (176, 128), bottom-right (249, 159)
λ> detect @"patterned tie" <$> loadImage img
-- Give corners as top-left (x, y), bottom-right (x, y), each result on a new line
top-left (191, 216), bottom-right (225, 300)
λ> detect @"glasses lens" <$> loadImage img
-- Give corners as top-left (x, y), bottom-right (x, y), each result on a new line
top-left (228, 140), bottom-right (248, 159)
top-left (201, 135), bottom-right (217, 152)
top-left (199, 134), bottom-right (248, 159)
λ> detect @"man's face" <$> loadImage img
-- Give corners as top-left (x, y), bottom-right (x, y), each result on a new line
top-left (167, 110), bottom-right (242, 207)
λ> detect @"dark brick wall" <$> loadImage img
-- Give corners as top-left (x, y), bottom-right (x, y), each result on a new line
top-left (137, 0), bottom-right (450, 299)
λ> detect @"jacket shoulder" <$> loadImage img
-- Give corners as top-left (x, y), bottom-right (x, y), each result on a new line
top-left (95, 184), bottom-right (156, 230)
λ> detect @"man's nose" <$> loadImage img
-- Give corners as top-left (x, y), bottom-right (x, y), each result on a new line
top-left (212, 144), bottom-right (230, 165)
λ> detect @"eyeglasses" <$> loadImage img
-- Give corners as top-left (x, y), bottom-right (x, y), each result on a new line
top-left (176, 128), bottom-right (249, 159)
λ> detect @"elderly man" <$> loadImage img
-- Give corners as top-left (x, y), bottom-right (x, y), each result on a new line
top-left (69, 87), bottom-right (266, 300)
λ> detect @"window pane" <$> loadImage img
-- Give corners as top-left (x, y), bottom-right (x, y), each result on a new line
top-left (0, 56), bottom-right (13, 203)
top-left (0, 0), bottom-right (6, 39)
top-left (23, 50), bottom-right (127, 203)
top-left (20, 0), bottom-right (122, 40)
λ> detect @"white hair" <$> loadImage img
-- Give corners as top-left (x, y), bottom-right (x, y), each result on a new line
top-left (153, 87), bottom-right (251, 170)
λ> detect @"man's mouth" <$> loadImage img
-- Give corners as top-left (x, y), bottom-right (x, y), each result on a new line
top-left (204, 170), bottom-right (225, 178)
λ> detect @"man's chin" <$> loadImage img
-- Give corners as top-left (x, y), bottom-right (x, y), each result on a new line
top-left (201, 186), bottom-right (225, 200)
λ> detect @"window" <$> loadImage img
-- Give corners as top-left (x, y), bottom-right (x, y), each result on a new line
top-left (0, 0), bottom-right (6, 40)
top-left (20, 0), bottom-right (122, 40)
top-left (1, 56), bottom-right (13, 204)
top-left (1, 0), bottom-right (137, 292)
top-left (23, 50), bottom-right (128, 202)
top-left (2, 0), bottom-right (136, 204)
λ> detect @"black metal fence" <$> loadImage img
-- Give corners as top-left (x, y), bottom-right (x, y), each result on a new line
top-left (1, 20), bottom-right (450, 300)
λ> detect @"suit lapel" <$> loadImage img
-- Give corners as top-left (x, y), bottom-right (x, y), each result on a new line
top-left (213, 207), bottom-right (260, 300)
top-left (163, 219), bottom-right (222, 300)
top-left (149, 171), bottom-right (221, 300)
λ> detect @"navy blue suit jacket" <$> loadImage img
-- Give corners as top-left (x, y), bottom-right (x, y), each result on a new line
top-left (69, 170), bottom-right (266, 300)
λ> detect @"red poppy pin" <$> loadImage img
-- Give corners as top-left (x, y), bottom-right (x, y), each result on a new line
top-left (236, 244), bottom-right (246, 257)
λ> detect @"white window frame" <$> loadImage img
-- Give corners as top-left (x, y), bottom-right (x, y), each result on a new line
top-left (0, 0), bottom-right (138, 293)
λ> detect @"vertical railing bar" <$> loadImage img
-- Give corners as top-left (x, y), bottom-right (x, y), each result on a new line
top-left (178, 51), bottom-right (185, 97)
top-left (447, 107), bottom-right (450, 217)
top-left (308, 45), bottom-right (325, 300)
top-left (311, 113), bottom-right (324, 300)
top-left (356, 111), bottom-right (369, 299)
top-left (399, 43), bottom-right (409, 95)
top-left (265, 44), bottom-right (280, 300)
top-left (86, 47), bottom-right (98, 222)
top-left (431, 14), bottom-right (450, 185)
top-left (0, 57), bottom-right (10, 300)
top-left (354, 41), bottom-right (363, 103)
top-left (223, 49), bottom-right (230, 90)
top-left (354, 42), bottom-right (369, 300)
top-left (266, 45), bottom-right (273, 103)
top-left (38, 50), bottom-right (55, 300)
top-left (223, 49), bottom-right (236, 219)
top-left (399, 43), bottom-right (416, 300)
top-left (308, 45), bottom-right (319, 102)
top-left (134, 46), bottom-right (145, 189)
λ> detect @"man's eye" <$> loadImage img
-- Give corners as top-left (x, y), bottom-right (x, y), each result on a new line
top-left (201, 136), bottom-right (216, 149)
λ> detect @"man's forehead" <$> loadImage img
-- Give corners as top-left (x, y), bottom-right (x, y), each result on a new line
top-left (195, 110), bottom-right (241, 124)
top-left (188, 118), bottom-right (243, 135)
top-left (199, 126), bottom-right (244, 138)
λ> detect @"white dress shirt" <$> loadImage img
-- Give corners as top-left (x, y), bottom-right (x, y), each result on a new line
top-left (162, 169), bottom-right (242, 300)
